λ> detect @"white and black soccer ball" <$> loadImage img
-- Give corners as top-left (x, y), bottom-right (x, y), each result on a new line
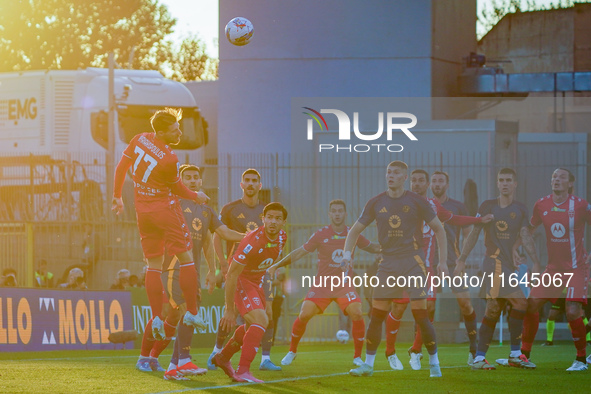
top-left (336, 330), bottom-right (349, 344)
top-left (225, 17), bottom-right (254, 46)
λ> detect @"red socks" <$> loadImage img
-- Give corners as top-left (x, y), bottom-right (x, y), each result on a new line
top-left (145, 269), bottom-right (163, 318)
top-left (221, 324), bottom-right (246, 360)
top-left (521, 312), bottom-right (539, 353)
top-left (289, 317), bottom-right (308, 353)
top-left (568, 317), bottom-right (587, 358)
top-left (237, 324), bottom-right (266, 374)
top-left (140, 318), bottom-right (155, 357)
top-left (352, 319), bottom-right (366, 359)
top-left (179, 262), bottom-right (199, 315)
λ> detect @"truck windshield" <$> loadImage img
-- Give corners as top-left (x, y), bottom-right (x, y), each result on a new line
top-left (117, 105), bottom-right (205, 150)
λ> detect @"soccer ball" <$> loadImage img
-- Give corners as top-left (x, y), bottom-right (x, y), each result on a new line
top-left (225, 17), bottom-right (254, 46)
top-left (336, 330), bottom-right (349, 344)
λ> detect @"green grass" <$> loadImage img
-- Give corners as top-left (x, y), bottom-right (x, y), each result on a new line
top-left (0, 342), bottom-right (590, 393)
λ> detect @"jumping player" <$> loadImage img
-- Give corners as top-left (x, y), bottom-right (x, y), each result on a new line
top-left (112, 108), bottom-right (208, 340)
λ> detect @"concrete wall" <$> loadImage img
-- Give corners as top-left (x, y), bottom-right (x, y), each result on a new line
top-left (218, 0), bottom-right (477, 154)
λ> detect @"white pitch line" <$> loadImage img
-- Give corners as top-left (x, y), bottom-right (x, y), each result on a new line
top-left (7, 350), bottom-right (338, 363)
top-left (150, 365), bottom-right (470, 394)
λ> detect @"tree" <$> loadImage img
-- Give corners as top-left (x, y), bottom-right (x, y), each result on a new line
top-left (478, 0), bottom-right (576, 39)
top-left (0, 0), bottom-right (217, 80)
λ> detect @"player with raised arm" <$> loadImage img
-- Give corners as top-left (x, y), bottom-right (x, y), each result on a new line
top-left (135, 164), bottom-right (245, 379)
top-left (346, 161), bottom-right (448, 378)
top-left (384, 169), bottom-right (492, 371)
top-left (207, 169), bottom-right (282, 371)
top-left (519, 168), bottom-right (591, 371)
top-left (267, 199), bottom-right (381, 367)
top-left (212, 203), bottom-right (288, 383)
top-left (112, 108), bottom-right (208, 341)
top-left (457, 168), bottom-right (538, 370)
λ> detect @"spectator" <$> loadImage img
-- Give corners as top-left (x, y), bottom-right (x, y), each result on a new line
top-left (59, 267), bottom-right (87, 290)
top-left (35, 259), bottom-right (54, 288)
top-left (129, 274), bottom-right (139, 287)
top-left (110, 269), bottom-right (131, 290)
top-left (82, 223), bottom-right (100, 281)
top-left (1, 268), bottom-right (17, 287)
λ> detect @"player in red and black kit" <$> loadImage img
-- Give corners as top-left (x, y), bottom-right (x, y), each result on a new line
top-left (266, 199), bottom-right (381, 367)
top-left (208, 169), bottom-right (281, 371)
top-left (212, 202), bottom-right (288, 383)
top-left (384, 169), bottom-right (492, 370)
top-left (112, 108), bottom-right (209, 341)
top-left (519, 168), bottom-right (591, 371)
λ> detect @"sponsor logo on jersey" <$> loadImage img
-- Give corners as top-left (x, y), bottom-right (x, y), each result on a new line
top-left (257, 257), bottom-right (275, 270)
top-left (324, 239), bottom-right (329, 243)
top-left (379, 207), bottom-right (387, 213)
top-left (551, 223), bottom-right (566, 238)
top-left (388, 214), bottom-right (401, 229)
top-left (238, 254), bottom-right (246, 260)
top-left (495, 220), bottom-right (508, 232)
top-left (192, 218), bottom-right (202, 232)
top-left (265, 243), bottom-right (278, 248)
top-left (184, 207), bottom-right (192, 213)
top-left (332, 249), bottom-right (344, 264)
top-left (332, 235), bottom-right (346, 239)
top-left (551, 206), bottom-right (566, 212)
top-left (237, 213), bottom-right (245, 219)
top-left (243, 244), bottom-right (253, 254)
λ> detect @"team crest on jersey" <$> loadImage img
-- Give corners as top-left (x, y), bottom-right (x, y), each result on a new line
top-left (403, 205), bottom-right (410, 213)
top-left (192, 218), bottom-right (202, 232)
top-left (551, 223), bottom-right (566, 238)
top-left (495, 221), bottom-right (508, 232)
top-left (243, 244), bottom-right (253, 254)
top-left (510, 212), bottom-right (516, 219)
top-left (203, 210), bottom-right (208, 217)
top-left (246, 221), bottom-right (259, 232)
top-left (253, 297), bottom-right (261, 306)
top-left (388, 215), bottom-right (401, 229)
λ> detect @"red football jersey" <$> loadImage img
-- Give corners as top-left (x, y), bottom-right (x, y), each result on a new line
top-left (122, 132), bottom-right (182, 211)
top-left (420, 198), bottom-right (453, 269)
top-left (303, 225), bottom-right (371, 278)
top-left (232, 226), bottom-right (287, 282)
top-left (531, 194), bottom-right (591, 270)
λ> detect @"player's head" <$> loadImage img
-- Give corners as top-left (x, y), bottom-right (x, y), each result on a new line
top-left (150, 107), bottom-right (183, 145)
top-left (552, 167), bottom-right (575, 194)
top-left (410, 169), bottom-right (429, 196)
top-left (497, 168), bottom-right (517, 196)
top-left (180, 164), bottom-right (202, 192)
top-left (262, 202), bottom-right (287, 237)
top-left (430, 171), bottom-right (449, 198)
top-left (241, 168), bottom-right (262, 198)
top-left (328, 199), bottom-right (347, 226)
top-left (386, 161), bottom-right (408, 190)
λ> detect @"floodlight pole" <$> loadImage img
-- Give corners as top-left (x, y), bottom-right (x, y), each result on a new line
top-left (106, 53), bottom-right (115, 204)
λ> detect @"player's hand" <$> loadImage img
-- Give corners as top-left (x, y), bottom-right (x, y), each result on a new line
top-left (111, 197), bottom-right (124, 215)
top-left (340, 251), bottom-right (352, 272)
top-left (220, 308), bottom-right (236, 332)
top-left (438, 263), bottom-right (450, 277)
top-left (205, 270), bottom-right (216, 294)
top-left (512, 249), bottom-right (526, 268)
top-left (480, 214), bottom-right (494, 224)
top-left (453, 259), bottom-right (465, 277)
top-left (267, 264), bottom-right (278, 279)
top-left (195, 191), bottom-right (209, 204)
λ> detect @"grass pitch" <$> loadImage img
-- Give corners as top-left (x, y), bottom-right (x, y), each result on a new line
top-left (1, 342), bottom-right (590, 393)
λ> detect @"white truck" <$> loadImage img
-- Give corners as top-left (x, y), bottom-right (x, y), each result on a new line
top-left (0, 68), bottom-right (208, 221)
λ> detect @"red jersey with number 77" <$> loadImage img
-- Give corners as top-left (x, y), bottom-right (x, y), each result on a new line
top-left (531, 194), bottom-right (591, 270)
top-left (122, 132), bottom-right (182, 211)
top-left (232, 226), bottom-right (287, 283)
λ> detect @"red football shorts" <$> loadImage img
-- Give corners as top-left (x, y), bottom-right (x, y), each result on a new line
top-left (137, 202), bottom-right (192, 259)
top-left (305, 287), bottom-right (361, 314)
top-left (529, 266), bottom-right (588, 304)
top-left (235, 277), bottom-right (266, 317)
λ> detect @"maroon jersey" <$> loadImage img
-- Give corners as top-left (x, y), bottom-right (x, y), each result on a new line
top-left (303, 225), bottom-right (371, 278)
top-left (232, 226), bottom-right (287, 282)
top-left (531, 194), bottom-right (591, 270)
top-left (122, 132), bottom-right (183, 211)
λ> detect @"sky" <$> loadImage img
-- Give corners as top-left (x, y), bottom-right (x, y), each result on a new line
top-left (159, 0), bottom-right (567, 59)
